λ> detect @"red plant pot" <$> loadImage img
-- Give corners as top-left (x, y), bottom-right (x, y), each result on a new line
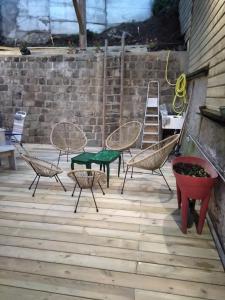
top-left (172, 156), bottom-right (218, 234)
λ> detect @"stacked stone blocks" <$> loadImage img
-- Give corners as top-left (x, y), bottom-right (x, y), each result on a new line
top-left (0, 51), bottom-right (184, 146)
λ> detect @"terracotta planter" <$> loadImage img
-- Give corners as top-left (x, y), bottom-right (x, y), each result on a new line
top-left (172, 156), bottom-right (218, 234)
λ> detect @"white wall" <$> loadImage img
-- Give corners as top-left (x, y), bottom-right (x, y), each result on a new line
top-left (49, 0), bottom-right (106, 34)
top-left (17, 0), bottom-right (49, 33)
top-left (1, 0), bottom-right (153, 42)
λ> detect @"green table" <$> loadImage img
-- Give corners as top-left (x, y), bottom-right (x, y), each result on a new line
top-left (71, 150), bottom-right (121, 188)
top-left (71, 152), bottom-right (95, 170)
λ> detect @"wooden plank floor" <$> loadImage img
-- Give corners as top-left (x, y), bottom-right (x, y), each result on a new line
top-left (0, 144), bottom-right (224, 300)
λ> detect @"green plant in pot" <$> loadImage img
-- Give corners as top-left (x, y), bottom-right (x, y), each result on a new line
top-left (19, 41), bottom-right (31, 55)
top-left (94, 41), bottom-right (103, 53)
top-left (172, 156), bottom-right (218, 234)
top-left (147, 38), bottom-right (158, 51)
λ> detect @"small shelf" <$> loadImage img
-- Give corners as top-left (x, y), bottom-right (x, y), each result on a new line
top-left (199, 106), bottom-right (225, 126)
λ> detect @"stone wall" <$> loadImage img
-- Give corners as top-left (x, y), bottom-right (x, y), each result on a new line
top-left (0, 50), bottom-right (186, 146)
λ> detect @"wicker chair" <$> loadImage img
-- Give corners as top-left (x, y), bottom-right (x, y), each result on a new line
top-left (21, 154), bottom-right (66, 197)
top-left (106, 121), bottom-right (142, 168)
top-left (50, 122), bottom-right (87, 165)
top-left (67, 169), bottom-right (106, 213)
top-left (121, 134), bottom-right (180, 193)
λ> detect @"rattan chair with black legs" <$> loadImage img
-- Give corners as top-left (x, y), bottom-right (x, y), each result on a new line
top-left (50, 122), bottom-right (87, 166)
top-left (121, 134), bottom-right (180, 194)
top-left (106, 121), bottom-right (142, 170)
top-left (21, 154), bottom-right (66, 197)
top-left (67, 169), bottom-right (106, 213)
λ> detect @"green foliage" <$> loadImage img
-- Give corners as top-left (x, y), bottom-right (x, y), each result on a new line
top-left (152, 0), bottom-right (178, 16)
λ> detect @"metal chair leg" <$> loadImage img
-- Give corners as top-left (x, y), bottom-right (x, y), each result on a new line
top-left (29, 174), bottom-right (38, 190)
top-left (55, 174), bottom-right (66, 192)
top-left (131, 167), bottom-right (134, 178)
top-left (128, 149), bottom-right (132, 157)
top-left (121, 152), bottom-right (125, 172)
top-left (121, 165), bottom-right (129, 194)
top-left (90, 188), bottom-right (99, 212)
top-left (57, 150), bottom-right (61, 166)
top-left (74, 188), bottom-right (82, 213)
top-left (72, 183), bottom-right (77, 197)
top-left (159, 168), bottom-right (171, 191)
top-left (32, 175), bottom-right (40, 197)
top-left (98, 181), bottom-right (105, 195)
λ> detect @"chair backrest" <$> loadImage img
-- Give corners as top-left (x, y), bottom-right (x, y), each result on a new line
top-left (50, 122), bottom-right (87, 152)
top-left (21, 154), bottom-right (62, 176)
top-left (130, 134), bottom-right (180, 170)
top-left (106, 121), bottom-right (142, 151)
top-left (68, 169), bottom-right (106, 189)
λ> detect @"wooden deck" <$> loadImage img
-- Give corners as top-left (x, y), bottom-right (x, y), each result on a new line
top-left (0, 144), bottom-right (224, 300)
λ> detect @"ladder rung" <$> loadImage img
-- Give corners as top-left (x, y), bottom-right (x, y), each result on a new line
top-left (106, 66), bottom-right (120, 69)
top-left (146, 114), bottom-right (158, 117)
top-left (144, 123), bottom-right (159, 126)
top-left (143, 132), bottom-right (159, 135)
top-left (142, 140), bottom-right (158, 144)
top-left (106, 76), bottom-right (120, 79)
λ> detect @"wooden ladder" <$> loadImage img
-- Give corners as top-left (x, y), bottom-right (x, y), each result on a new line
top-left (141, 80), bottom-right (160, 148)
top-left (102, 35), bottom-right (125, 147)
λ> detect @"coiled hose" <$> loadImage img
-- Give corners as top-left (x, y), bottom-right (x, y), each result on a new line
top-left (165, 51), bottom-right (187, 114)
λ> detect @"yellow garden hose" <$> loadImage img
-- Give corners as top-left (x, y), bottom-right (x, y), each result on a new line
top-left (165, 51), bottom-right (187, 114)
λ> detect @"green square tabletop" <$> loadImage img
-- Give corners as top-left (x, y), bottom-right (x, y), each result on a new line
top-left (90, 150), bottom-right (121, 187)
top-left (91, 150), bottom-right (120, 163)
top-left (71, 152), bottom-right (96, 170)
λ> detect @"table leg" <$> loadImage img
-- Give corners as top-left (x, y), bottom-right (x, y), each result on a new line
top-left (71, 162), bottom-right (74, 170)
top-left (118, 155), bottom-right (121, 177)
top-left (86, 163), bottom-right (92, 169)
top-left (8, 150), bottom-right (16, 170)
top-left (106, 164), bottom-right (110, 188)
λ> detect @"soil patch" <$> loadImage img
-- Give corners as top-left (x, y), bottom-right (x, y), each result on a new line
top-left (173, 163), bottom-right (210, 178)
top-left (94, 8), bottom-right (184, 50)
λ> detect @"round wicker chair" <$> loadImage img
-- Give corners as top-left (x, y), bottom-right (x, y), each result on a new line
top-left (121, 134), bottom-right (180, 193)
top-left (106, 121), bottom-right (142, 168)
top-left (68, 169), bottom-right (106, 212)
top-left (106, 121), bottom-right (142, 151)
top-left (21, 154), bottom-right (66, 197)
top-left (50, 122), bottom-right (87, 165)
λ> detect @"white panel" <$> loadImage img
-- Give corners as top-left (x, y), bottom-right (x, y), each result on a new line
top-left (17, 16), bottom-right (49, 31)
top-left (87, 0), bottom-right (105, 8)
top-left (18, 0), bottom-right (29, 14)
top-left (86, 7), bottom-right (106, 24)
top-left (87, 23), bottom-right (106, 33)
top-left (5, 0), bottom-right (154, 39)
top-left (147, 98), bottom-right (158, 107)
top-left (86, 0), bottom-right (106, 24)
top-left (49, 1), bottom-right (76, 21)
top-left (51, 21), bottom-right (79, 34)
top-left (162, 116), bottom-right (184, 129)
top-left (27, 0), bottom-right (49, 18)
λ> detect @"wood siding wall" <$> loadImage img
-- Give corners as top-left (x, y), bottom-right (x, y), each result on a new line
top-left (179, 0), bottom-right (225, 256)
top-left (180, 0), bottom-right (225, 111)
top-left (179, 0), bottom-right (193, 42)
